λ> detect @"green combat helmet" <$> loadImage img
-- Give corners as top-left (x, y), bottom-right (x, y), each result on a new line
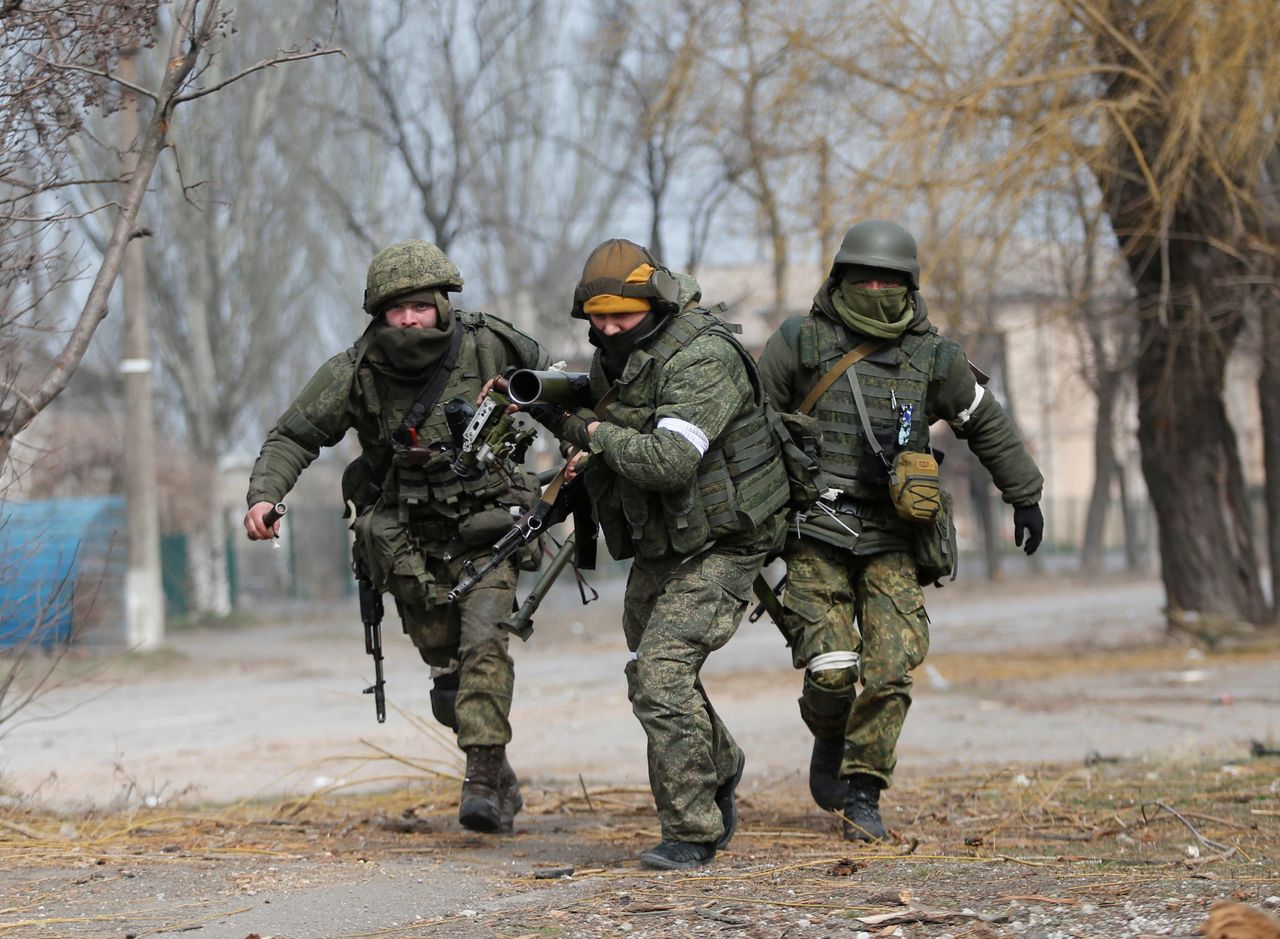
top-left (363, 239), bottom-right (465, 315)
top-left (831, 220), bottom-right (920, 290)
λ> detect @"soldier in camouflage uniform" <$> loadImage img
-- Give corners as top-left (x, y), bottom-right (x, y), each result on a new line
top-left (244, 240), bottom-right (548, 833)
top-left (524, 239), bottom-right (790, 870)
top-left (758, 221), bottom-right (1045, 841)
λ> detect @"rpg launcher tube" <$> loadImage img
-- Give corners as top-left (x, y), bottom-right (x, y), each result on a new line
top-left (247, 502), bottom-right (287, 540)
top-left (497, 530), bottom-right (577, 642)
top-left (506, 369), bottom-right (592, 407)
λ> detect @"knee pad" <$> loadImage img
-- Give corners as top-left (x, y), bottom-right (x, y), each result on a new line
top-left (802, 666), bottom-right (858, 719)
top-left (799, 653), bottom-right (859, 736)
top-left (430, 670), bottom-right (461, 731)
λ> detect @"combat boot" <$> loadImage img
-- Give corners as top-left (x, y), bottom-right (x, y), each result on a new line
top-left (459, 745), bottom-right (505, 832)
top-left (639, 840), bottom-right (716, 871)
top-left (497, 753), bottom-right (523, 832)
top-left (841, 773), bottom-right (888, 842)
top-left (809, 735), bottom-right (848, 811)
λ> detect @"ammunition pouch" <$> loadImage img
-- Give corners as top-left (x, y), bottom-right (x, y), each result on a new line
top-left (457, 506), bottom-right (521, 547)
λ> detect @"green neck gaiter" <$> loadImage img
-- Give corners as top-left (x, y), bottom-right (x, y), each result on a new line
top-left (830, 282), bottom-right (913, 339)
top-left (364, 316), bottom-right (456, 380)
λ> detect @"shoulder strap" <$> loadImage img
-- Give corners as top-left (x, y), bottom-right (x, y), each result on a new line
top-left (796, 339), bottom-right (886, 415)
top-left (845, 366), bottom-right (892, 470)
top-left (394, 326), bottom-right (464, 437)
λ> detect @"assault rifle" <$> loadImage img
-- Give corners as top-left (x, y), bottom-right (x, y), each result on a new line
top-left (748, 572), bottom-right (787, 623)
top-left (447, 466), bottom-right (596, 603)
top-left (355, 563), bottom-right (387, 723)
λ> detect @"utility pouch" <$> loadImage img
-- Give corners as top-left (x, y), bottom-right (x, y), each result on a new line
top-left (766, 405), bottom-right (826, 511)
top-left (912, 487), bottom-right (957, 585)
top-left (889, 450), bottom-right (942, 523)
top-left (342, 455), bottom-right (381, 518)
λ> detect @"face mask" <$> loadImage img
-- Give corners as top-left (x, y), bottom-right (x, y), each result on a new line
top-left (589, 312), bottom-right (659, 372)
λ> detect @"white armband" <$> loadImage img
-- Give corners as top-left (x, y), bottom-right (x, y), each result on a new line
top-left (952, 382), bottom-right (986, 428)
top-left (656, 417), bottom-right (709, 456)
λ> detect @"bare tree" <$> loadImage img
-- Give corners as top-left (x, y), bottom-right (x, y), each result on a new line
top-left (1048, 172), bottom-right (1141, 576)
top-left (317, 0), bottom-right (633, 347)
top-left (0, 0), bottom-right (340, 470)
top-left (788, 0), bottom-right (1277, 627)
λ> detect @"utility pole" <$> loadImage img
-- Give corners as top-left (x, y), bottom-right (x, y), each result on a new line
top-left (120, 51), bottom-right (164, 649)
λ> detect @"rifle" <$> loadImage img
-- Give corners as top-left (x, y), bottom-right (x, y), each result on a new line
top-left (748, 572), bottom-right (787, 623)
top-left (448, 465), bottom-right (595, 603)
top-left (355, 565), bottom-right (387, 723)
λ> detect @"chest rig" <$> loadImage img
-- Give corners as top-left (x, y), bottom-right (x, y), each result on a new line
top-left (350, 313), bottom-right (517, 526)
top-left (797, 313), bottom-right (940, 503)
top-left (585, 308), bottom-right (788, 560)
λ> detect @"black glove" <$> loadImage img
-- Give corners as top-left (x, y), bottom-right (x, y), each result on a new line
top-left (1013, 504), bottom-right (1044, 555)
top-left (525, 403), bottom-right (593, 450)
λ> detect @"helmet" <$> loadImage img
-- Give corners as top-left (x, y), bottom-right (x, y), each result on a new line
top-left (363, 240), bottom-right (464, 315)
top-left (830, 220), bottom-right (919, 289)
top-left (571, 239), bottom-right (680, 319)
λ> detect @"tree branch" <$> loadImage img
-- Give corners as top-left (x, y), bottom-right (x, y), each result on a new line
top-left (172, 48), bottom-right (344, 105)
top-left (31, 57), bottom-right (159, 102)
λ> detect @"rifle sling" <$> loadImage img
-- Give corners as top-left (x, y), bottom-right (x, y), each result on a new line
top-left (396, 325), bottom-right (464, 437)
top-left (796, 339), bottom-right (887, 415)
top-left (754, 340), bottom-right (887, 628)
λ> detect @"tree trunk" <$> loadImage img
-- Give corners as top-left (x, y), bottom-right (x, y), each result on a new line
top-left (1134, 324), bottom-right (1268, 625)
top-left (1115, 459), bottom-right (1143, 573)
top-left (1260, 300), bottom-right (1280, 618)
top-left (1080, 371), bottom-right (1119, 576)
top-left (188, 500), bottom-right (232, 618)
top-left (971, 472), bottom-right (1001, 580)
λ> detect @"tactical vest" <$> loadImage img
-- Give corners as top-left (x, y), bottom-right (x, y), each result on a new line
top-left (351, 312), bottom-right (533, 526)
top-left (792, 313), bottom-right (944, 504)
top-left (586, 309), bottom-right (789, 560)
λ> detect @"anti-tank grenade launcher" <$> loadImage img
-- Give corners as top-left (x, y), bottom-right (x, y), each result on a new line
top-left (447, 384), bottom-right (536, 479)
top-left (505, 368), bottom-right (593, 408)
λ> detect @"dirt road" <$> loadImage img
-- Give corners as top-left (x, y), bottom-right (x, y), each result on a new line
top-left (2, 571), bottom-right (1278, 939)
top-left (3, 571), bottom-right (1275, 808)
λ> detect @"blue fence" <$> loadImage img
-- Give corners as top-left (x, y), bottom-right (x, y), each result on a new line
top-left (0, 496), bottom-right (125, 648)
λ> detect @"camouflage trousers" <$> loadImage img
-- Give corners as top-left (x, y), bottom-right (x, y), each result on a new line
top-left (352, 507), bottom-right (517, 749)
top-left (778, 539), bottom-right (930, 788)
top-left (622, 547), bottom-right (765, 844)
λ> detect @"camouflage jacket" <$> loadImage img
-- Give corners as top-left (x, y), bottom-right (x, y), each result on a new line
top-left (758, 284), bottom-right (1043, 555)
top-left (247, 311), bottom-right (547, 533)
top-left (583, 278), bottom-right (788, 561)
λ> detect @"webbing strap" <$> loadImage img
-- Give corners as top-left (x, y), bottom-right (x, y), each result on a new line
top-left (846, 368), bottom-right (893, 470)
top-left (797, 340), bottom-right (886, 415)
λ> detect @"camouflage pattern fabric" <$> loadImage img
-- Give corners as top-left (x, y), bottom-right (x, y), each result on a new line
top-left (363, 239), bottom-right (464, 315)
top-left (622, 548), bottom-right (766, 844)
top-left (779, 538), bottom-right (929, 789)
top-left (246, 311), bottom-right (546, 751)
top-left (353, 505), bottom-right (517, 747)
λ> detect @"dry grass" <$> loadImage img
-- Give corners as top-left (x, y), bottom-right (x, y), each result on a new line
top-left (1, 756), bottom-right (1275, 937)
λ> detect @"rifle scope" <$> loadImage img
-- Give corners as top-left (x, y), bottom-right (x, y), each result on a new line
top-left (506, 369), bottom-right (592, 407)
